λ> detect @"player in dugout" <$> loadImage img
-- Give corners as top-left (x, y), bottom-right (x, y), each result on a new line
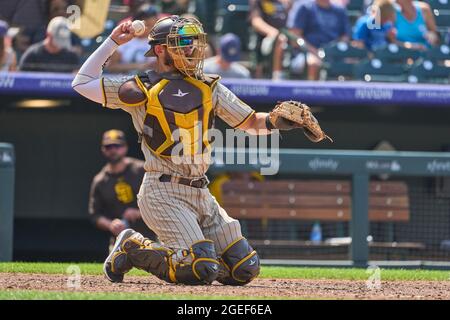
top-left (89, 130), bottom-right (157, 251)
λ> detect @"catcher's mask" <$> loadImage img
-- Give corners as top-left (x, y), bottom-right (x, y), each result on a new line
top-left (145, 15), bottom-right (207, 80)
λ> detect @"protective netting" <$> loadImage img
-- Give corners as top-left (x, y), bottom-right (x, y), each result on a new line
top-left (214, 173), bottom-right (450, 261)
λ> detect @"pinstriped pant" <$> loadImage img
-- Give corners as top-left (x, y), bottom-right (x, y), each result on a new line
top-left (137, 173), bottom-right (242, 256)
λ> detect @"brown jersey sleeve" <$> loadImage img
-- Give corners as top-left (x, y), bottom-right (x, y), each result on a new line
top-left (88, 175), bottom-right (106, 225)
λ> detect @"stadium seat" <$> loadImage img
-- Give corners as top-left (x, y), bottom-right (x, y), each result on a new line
top-left (433, 9), bottom-right (450, 30)
top-left (408, 58), bottom-right (450, 84)
top-left (373, 44), bottom-right (423, 64)
top-left (427, 0), bottom-right (450, 33)
top-left (322, 41), bottom-right (369, 60)
top-left (425, 44), bottom-right (450, 62)
top-left (320, 41), bottom-right (369, 80)
top-left (216, 0), bottom-right (251, 51)
top-left (367, 44), bottom-right (423, 82)
top-left (427, 0), bottom-right (450, 10)
top-left (193, 0), bottom-right (218, 34)
top-left (346, 0), bottom-right (366, 25)
top-left (353, 58), bottom-right (410, 82)
top-left (346, 0), bottom-right (366, 20)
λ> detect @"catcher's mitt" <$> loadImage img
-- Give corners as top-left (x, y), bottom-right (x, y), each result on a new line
top-left (268, 100), bottom-right (333, 143)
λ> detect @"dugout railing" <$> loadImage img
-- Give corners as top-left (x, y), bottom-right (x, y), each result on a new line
top-left (209, 148), bottom-right (450, 269)
top-left (0, 143), bottom-right (15, 262)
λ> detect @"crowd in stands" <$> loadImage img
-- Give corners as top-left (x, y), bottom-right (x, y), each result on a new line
top-left (0, 0), bottom-right (449, 82)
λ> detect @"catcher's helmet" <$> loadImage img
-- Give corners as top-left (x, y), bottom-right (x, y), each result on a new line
top-left (145, 15), bottom-right (178, 54)
top-left (144, 15), bottom-right (207, 79)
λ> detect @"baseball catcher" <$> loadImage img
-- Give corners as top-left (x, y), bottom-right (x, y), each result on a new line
top-left (72, 16), bottom-right (330, 286)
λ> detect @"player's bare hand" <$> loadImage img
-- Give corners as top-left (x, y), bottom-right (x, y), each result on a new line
top-left (109, 219), bottom-right (126, 236)
top-left (123, 208), bottom-right (141, 223)
top-left (110, 21), bottom-right (136, 45)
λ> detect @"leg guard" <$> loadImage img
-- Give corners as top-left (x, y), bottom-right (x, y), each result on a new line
top-left (121, 232), bottom-right (174, 283)
top-left (217, 237), bottom-right (260, 286)
top-left (123, 235), bottom-right (219, 285)
top-left (173, 240), bottom-right (220, 285)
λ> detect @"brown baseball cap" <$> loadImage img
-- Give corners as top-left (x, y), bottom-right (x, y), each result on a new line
top-left (102, 130), bottom-right (126, 146)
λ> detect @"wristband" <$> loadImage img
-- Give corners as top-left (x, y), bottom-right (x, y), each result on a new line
top-left (265, 114), bottom-right (275, 130)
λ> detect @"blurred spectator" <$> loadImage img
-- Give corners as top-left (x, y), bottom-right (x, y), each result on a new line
top-left (107, 4), bottom-right (159, 74)
top-left (121, 0), bottom-right (155, 15)
top-left (11, 28), bottom-right (32, 63)
top-left (0, 0), bottom-right (47, 44)
top-left (249, 0), bottom-right (292, 80)
top-left (160, 0), bottom-right (191, 15)
top-left (287, 0), bottom-right (351, 80)
top-left (394, 0), bottom-right (439, 50)
top-left (18, 17), bottom-right (79, 73)
top-left (117, 0), bottom-right (155, 24)
top-left (353, 0), bottom-right (397, 51)
top-left (4, 0), bottom-right (82, 57)
top-left (0, 0), bottom-right (79, 47)
top-left (46, 0), bottom-right (83, 57)
top-left (48, 0), bottom-right (72, 20)
top-left (331, 0), bottom-right (349, 6)
top-left (203, 33), bottom-right (251, 79)
top-left (0, 20), bottom-right (17, 72)
top-left (89, 130), bottom-right (157, 250)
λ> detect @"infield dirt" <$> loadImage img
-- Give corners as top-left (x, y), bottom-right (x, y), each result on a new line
top-left (1, 273), bottom-right (450, 299)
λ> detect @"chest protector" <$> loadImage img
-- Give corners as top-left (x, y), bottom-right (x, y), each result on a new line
top-left (136, 71), bottom-right (219, 158)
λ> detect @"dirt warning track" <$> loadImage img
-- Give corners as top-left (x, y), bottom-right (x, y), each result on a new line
top-left (1, 273), bottom-right (450, 299)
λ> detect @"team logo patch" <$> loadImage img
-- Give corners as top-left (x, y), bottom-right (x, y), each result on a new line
top-left (115, 179), bottom-right (135, 204)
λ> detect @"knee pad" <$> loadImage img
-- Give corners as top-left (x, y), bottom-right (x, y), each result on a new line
top-left (217, 237), bottom-right (260, 286)
top-left (173, 240), bottom-right (220, 285)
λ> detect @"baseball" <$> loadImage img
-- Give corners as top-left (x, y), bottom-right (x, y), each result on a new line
top-left (131, 20), bottom-right (146, 36)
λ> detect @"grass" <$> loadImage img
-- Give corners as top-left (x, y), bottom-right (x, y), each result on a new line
top-left (0, 290), bottom-right (285, 300)
top-left (0, 262), bottom-right (449, 281)
top-left (0, 262), bottom-right (449, 300)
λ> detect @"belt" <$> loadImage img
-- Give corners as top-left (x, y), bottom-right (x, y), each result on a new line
top-left (159, 174), bottom-right (209, 189)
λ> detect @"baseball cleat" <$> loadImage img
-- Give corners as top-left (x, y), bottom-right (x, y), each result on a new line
top-left (103, 228), bottom-right (136, 283)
